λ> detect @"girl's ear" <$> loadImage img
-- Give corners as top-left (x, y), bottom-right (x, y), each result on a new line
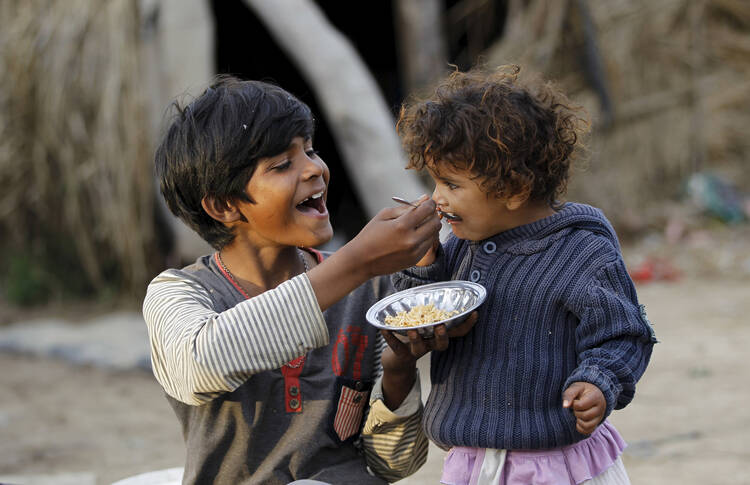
top-left (505, 190), bottom-right (530, 211)
top-left (201, 196), bottom-right (243, 224)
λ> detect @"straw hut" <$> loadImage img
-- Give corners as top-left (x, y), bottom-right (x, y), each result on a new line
top-left (2, 0), bottom-right (745, 303)
top-left (486, 0), bottom-right (750, 236)
top-left (0, 0), bottom-right (444, 302)
top-left (0, 1), bottom-right (161, 303)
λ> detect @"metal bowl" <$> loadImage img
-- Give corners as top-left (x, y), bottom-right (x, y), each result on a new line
top-left (366, 281), bottom-right (486, 338)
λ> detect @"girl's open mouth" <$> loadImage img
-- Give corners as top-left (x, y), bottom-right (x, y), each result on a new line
top-left (439, 209), bottom-right (462, 222)
top-left (296, 190), bottom-right (328, 215)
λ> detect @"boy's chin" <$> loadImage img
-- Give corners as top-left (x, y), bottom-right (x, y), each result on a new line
top-left (305, 224), bottom-right (334, 247)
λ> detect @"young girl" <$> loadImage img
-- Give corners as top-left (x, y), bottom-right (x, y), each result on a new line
top-left (393, 66), bottom-right (657, 485)
top-left (143, 76), bottom-right (468, 485)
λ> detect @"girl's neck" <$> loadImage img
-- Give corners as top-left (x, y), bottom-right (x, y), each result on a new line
top-left (485, 200), bottom-right (556, 236)
top-left (512, 200), bottom-right (557, 228)
top-left (219, 243), bottom-right (305, 295)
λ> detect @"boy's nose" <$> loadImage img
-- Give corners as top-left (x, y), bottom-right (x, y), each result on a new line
top-left (302, 154), bottom-right (325, 179)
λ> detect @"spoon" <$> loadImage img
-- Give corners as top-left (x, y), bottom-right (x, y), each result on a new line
top-left (391, 196), bottom-right (460, 221)
top-left (391, 196), bottom-right (418, 208)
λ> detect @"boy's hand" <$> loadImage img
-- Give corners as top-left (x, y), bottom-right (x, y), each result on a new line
top-left (379, 312), bottom-right (478, 410)
top-left (307, 195), bottom-right (439, 311)
top-left (347, 195), bottom-right (441, 277)
top-left (562, 381), bottom-right (606, 434)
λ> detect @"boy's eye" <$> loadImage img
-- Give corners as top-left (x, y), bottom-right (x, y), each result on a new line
top-left (446, 182), bottom-right (458, 190)
top-left (305, 149), bottom-right (320, 158)
top-left (273, 160), bottom-right (292, 171)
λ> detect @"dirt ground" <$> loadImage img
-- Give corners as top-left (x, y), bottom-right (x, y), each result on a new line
top-left (1, 236), bottom-right (750, 484)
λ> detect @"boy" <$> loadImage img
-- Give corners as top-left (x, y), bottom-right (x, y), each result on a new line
top-left (144, 77), bottom-right (467, 484)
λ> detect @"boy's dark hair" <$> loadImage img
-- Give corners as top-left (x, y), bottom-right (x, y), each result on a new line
top-left (155, 76), bottom-right (314, 249)
top-left (397, 65), bottom-right (588, 206)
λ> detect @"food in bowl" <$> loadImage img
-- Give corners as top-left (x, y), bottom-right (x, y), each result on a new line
top-left (384, 303), bottom-right (459, 328)
top-left (366, 281), bottom-right (487, 337)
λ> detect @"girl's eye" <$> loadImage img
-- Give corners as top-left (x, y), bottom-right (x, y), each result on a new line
top-left (273, 160), bottom-right (292, 171)
top-left (305, 149), bottom-right (320, 158)
top-left (446, 182), bottom-right (458, 190)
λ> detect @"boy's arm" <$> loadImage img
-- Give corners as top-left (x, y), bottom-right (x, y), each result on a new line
top-left (143, 271), bottom-right (328, 406)
top-left (565, 256), bottom-right (658, 419)
top-left (360, 369), bottom-right (429, 481)
top-left (358, 309), bottom-right (477, 480)
top-left (309, 197), bottom-right (441, 310)
top-left (144, 200), bottom-right (441, 406)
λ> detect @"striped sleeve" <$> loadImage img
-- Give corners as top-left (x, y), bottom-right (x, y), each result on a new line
top-left (143, 270), bottom-right (328, 406)
top-left (360, 371), bottom-right (429, 481)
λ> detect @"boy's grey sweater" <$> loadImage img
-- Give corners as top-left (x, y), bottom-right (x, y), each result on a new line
top-left (394, 202), bottom-right (657, 450)
top-left (168, 255), bottom-right (391, 485)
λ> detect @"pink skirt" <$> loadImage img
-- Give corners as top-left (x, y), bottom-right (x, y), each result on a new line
top-left (441, 420), bottom-right (626, 485)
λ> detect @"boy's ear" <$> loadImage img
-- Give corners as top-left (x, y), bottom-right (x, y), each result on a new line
top-left (201, 196), bottom-right (243, 224)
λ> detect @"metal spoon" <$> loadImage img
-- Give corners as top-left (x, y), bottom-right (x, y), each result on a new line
top-left (391, 196), bottom-right (460, 221)
top-left (391, 196), bottom-right (418, 208)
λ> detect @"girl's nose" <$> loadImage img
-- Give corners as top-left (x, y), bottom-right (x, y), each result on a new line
top-left (431, 186), bottom-right (444, 205)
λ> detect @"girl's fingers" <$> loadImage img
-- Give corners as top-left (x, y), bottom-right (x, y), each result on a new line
top-left (572, 392), bottom-right (600, 411)
top-left (574, 406), bottom-right (603, 421)
top-left (576, 415), bottom-right (602, 434)
top-left (447, 312), bottom-right (478, 338)
top-left (380, 329), bottom-right (402, 348)
top-left (406, 330), bottom-right (428, 356)
top-left (380, 330), bottom-right (412, 359)
top-left (390, 314), bottom-right (471, 359)
top-left (430, 325), bottom-right (450, 351)
top-left (404, 326), bottom-right (451, 355)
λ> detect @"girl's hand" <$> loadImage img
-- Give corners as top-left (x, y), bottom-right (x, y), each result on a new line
top-left (381, 311), bottom-right (478, 364)
top-left (562, 381), bottom-right (606, 434)
top-left (378, 312), bottom-right (478, 410)
top-left (415, 236), bottom-right (440, 267)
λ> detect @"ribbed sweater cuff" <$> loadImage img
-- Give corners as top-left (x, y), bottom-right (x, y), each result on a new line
top-left (564, 365), bottom-right (619, 419)
top-left (392, 246), bottom-right (445, 291)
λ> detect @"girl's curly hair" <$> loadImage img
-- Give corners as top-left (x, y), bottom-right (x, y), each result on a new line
top-left (397, 65), bottom-right (589, 206)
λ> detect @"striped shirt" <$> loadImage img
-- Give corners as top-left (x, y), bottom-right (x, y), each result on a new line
top-left (143, 254), bottom-right (428, 484)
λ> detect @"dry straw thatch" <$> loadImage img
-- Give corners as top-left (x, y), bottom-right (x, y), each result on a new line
top-left (487, 0), bottom-right (750, 235)
top-left (0, 0), bottom-right (159, 299)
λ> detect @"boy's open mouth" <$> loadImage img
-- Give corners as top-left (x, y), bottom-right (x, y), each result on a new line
top-left (296, 190), bottom-right (327, 214)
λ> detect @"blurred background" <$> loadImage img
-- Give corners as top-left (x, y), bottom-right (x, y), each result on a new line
top-left (0, 1), bottom-right (748, 484)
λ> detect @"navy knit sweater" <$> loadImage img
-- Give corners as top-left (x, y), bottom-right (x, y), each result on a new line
top-left (393, 203), bottom-right (656, 450)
